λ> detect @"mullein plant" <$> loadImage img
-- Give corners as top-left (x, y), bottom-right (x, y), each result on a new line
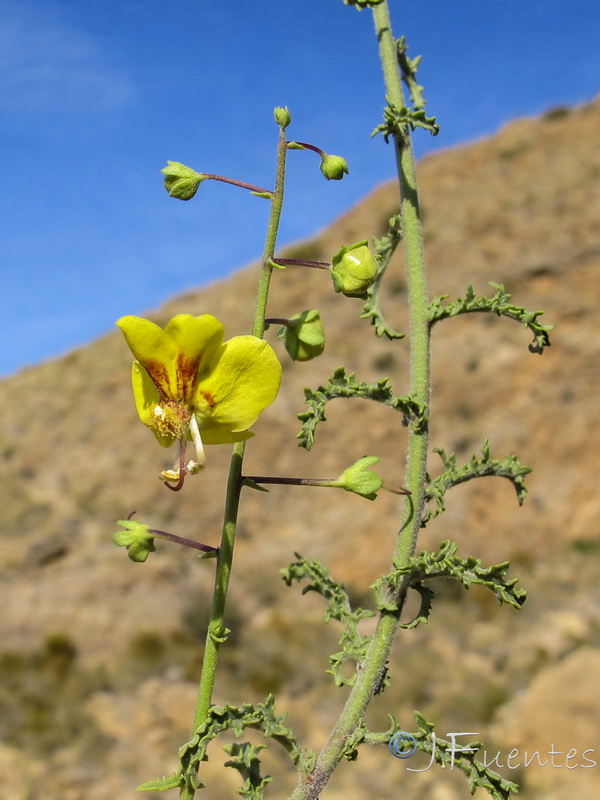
top-left (113, 1), bottom-right (554, 798)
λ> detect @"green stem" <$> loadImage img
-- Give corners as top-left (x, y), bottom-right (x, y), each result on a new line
top-left (253, 126), bottom-right (288, 337)
top-left (180, 124), bottom-right (289, 800)
top-left (288, 2), bottom-right (430, 797)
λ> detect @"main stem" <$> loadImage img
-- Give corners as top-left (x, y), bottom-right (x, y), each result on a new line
top-left (180, 125), bottom-right (288, 800)
top-left (289, 3), bottom-right (430, 798)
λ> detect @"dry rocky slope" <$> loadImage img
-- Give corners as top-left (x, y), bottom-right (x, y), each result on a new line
top-left (1, 97), bottom-right (599, 800)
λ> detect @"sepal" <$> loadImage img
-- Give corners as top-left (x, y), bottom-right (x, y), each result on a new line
top-left (161, 161), bottom-right (205, 200)
top-left (278, 310), bottom-right (325, 362)
top-left (330, 241), bottom-right (378, 297)
top-left (113, 518), bottom-right (156, 562)
top-left (320, 153), bottom-right (349, 181)
top-left (333, 456), bottom-right (383, 500)
top-left (274, 106), bottom-right (292, 128)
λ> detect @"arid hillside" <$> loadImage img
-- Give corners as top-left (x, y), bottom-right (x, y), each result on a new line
top-left (1, 97), bottom-right (599, 800)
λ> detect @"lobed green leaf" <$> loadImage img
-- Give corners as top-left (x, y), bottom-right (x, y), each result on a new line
top-left (297, 367), bottom-right (426, 450)
top-left (428, 282), bottom-right (554, 353)
top-left (174, 696), bottom-right (309, 795)
top-left (282, 554), bottom-right (375, 687)
top-left (411, 711), bottom-right (520, 799)
top-left (372, 97), bottom-right (439, 142)
top-left (397, 539), bottom-right (526, 609)
top-left (396, 36), bottom-right (427, 110)
top-left (423, 440), bottom-right (531, 525)
top-left (360, 215), bottom-right (406, 339)
top-left (223, 742), bottom-right (272, 800)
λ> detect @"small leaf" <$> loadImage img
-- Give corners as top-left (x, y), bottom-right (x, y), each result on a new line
top-left (243, 478), bottom-right (270, 493)
top-left (208, 622), bottom-right (231, 644)
top-left (136, 774), bottom-right (183, 791)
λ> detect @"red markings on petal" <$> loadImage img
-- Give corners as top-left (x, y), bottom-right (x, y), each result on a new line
top-left (143, 359), bottom-right (171, 399)
top-left (176, 353), bottom-right (203, 402)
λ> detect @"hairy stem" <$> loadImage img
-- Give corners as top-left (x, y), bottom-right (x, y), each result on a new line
top-left (201, 173), bottom-right (272, 195)
top-left (245, 475), bottom-right (337, 486)
top-left (180, 124), bottom-right (288, 800)
top-left (149, 528), bottom-right (218, 554)
top-left (289, 2), bottom-right (430, 797)
top-left (271, 257), bottom-right (330, 269)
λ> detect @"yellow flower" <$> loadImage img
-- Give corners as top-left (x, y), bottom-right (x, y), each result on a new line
top-left (117, 313), bottom-right (282, 489)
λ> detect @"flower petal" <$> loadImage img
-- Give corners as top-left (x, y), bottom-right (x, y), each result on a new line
top-left (194, 336), bottom-right (281, 433)
top-left (131, 362), bottom-right (176, 447)
top-left (164, 314), bottom-right (224, 401)
top-left (118, 316), bottom-right (175, 397)
top-left (117, 314), bottom-right (224, 402)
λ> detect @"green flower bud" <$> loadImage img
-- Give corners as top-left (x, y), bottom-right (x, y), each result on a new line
top-left (279, 310), bottom-right (325, 362)
top-left (161, 161), bottom-right (205, 200)
top-left (114, 519), bottom-right (156, 562)
top-left (320, 153), bottom-right (349, 180)
top-left (334, 457), bottom-right (383, 500)
top-left (330, 240), bottom-right (379, 297)
top-left (274, 106), bottom-right (292, 128)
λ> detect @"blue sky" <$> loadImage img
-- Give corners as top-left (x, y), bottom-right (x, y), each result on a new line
top-left (1, 0), bottom-right (599, 376)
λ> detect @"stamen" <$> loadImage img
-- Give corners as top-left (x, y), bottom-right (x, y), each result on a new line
top-left (161, 438), bottom-right (187, 491)
top-left (188, 415), bottom-right (206, 472)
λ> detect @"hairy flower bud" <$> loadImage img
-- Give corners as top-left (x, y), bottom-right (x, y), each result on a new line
top-left (274, 106), bottom-right (292, 128)
top-left (113, 519), bottom-right (156, 562)
top-left (161, 161), bottom-right (205, 200)
top-left (320, 153), bottom-right (349, 180)
top-left (279, 310), bottom-right (325, 362)
top-left (334, 457), bottom-right (383, 500)
top-left (330, 240), bottom-right (378, 297)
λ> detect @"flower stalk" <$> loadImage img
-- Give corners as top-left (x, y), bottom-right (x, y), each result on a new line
top-left (197, 173), bottom-right (272, 196)
top-left (180, 120), bottom-right (290, 800)
top-left (149, 527), bottom-right (219, 555)
top-left (270, 257), bottom-right (331, 269)
top-left (288, 2), bottom-right (431, 797)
